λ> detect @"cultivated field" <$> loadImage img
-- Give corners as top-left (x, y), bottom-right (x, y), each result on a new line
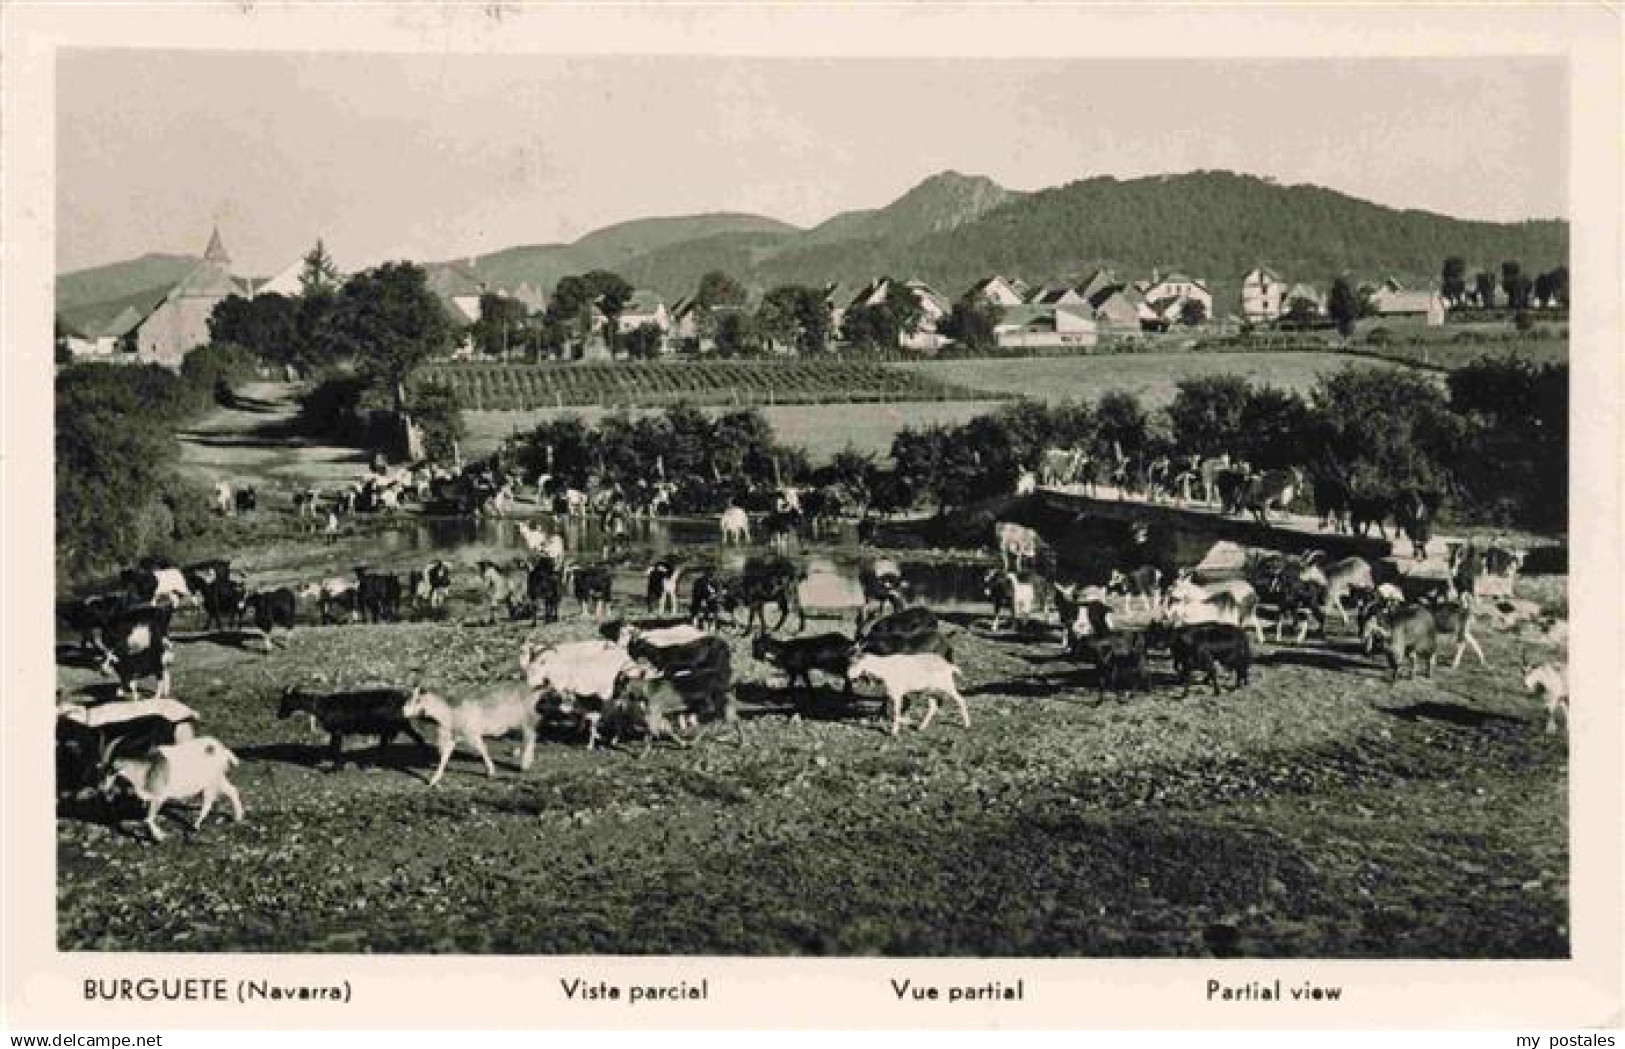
top-left (462, 400), bottom-right (1009, 462)
top-left (56, 516), bottom-right (1569, 956)
top-left (421, 359), bottom-right (1005, 411)
top-left (890, 352), bottom-right (1415, 408)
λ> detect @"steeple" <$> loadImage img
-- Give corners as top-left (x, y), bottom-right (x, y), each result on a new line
top-left (204, 226), bottom-right (230, 265)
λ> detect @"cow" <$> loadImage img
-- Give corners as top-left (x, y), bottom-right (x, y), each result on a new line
top-left (1233, 468), bottom-right (1303, 525)
top-left (355, 568), bottom-right (403, 624)
top-left (562, 562), bottom-right (615, 620)
top-left (241, 587), bottom-right (298, 651)
top-left (233, 487), bottom-right (258, 514)
top-left (1349, 492), bottom-right (1393, 540)
top-left (93, 605), bottom-right (176, 699)
top-left (719, 506), bottom-right (751, 546)
top-left (1311, 472), bottom-right (1352, 533)
top-left (525, 558), bottom-right (562, 623)
top-left (1392, 489), bottom-right (1434, 560)
top-left (994, 521), bottom-right (1041, 572)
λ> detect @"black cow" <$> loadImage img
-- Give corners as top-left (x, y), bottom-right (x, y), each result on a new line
top-left (95, 605), bottom-right (176, 698)
top-left (277, 687), bottom-right (427, 769)
top-left (233, 487), bottom-right (258, 513)
top-left (566, 563), bottom-right (614, 619)
top-left (355, 568), bottom-right (402, 623)
top-left (1349, 493), bottom-right (1393, 540)
top-left (526, 557), bottom-right (562, 623)
top-left (58, 592), bottom-right (132, 652)
top-left (201, 575), bottom-right (247, 633)
top-left (242, 587), bottom-right (298, 649)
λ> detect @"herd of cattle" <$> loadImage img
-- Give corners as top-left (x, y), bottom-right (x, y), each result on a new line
top-left (58, 462), bottom-right (1568, 842)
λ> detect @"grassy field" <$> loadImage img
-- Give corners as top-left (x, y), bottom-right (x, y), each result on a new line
top-left (890, 351), bottom-right (1414, 408)
top-left (463, 400), bottom-right (1009, 462)
top-left (56, 513), bottom-right (1569, 956)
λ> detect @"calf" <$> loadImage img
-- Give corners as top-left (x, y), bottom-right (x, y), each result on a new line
top-left (1168, 622), bottom-right (1252, 696)
top-left (101, 736), bottom-right (243, 842)
top-left (403, 684), bottom-right (541, 787)
top-left (847, 652), bottom-right (968, 736)
top-left (1107, 566), bottom-right (1162, 613)
top-left (752, 632), bottom-right (855, 697)
top-left (241, 587), bottom-right (298, 650)
top-left (278, 686), bottom-right (427, 769)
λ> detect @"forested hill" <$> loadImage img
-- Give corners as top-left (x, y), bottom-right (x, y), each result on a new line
top-left (744, 171), bottom-right (1569, 306)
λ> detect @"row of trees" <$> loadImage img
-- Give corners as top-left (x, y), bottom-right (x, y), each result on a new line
top-left (887, 357), bottom-right (1566, 531)
top-left (1441, 257), bottom-right (1569, 310)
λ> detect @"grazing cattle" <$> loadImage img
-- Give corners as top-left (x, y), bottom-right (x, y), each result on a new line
top-left (233, 487), bottom-right (258, 514)
top-left (688, 572), bottom-right (725, 631)
top-left (298, 576), bottom-right (359, 624)
top-left (100, 736), bottom-right (243, 842)
top-left (984, 569), bottom-right (1051, 632)
top-left (1392, 489), bottom-right (1434, 560)
top-left (752, 632), bottom-right (855, 697)
top-left (1233, 468), bottom-right (1303, 525)
top-left (278, 686), bottom-right (427, 769)
top-left (200, 575), bottom-right (247, 633)
top-left (1213, 467), bottom-right (1251, 516)
top-left (1107, 566), bottom-right (1163, 613)
top-left (1349, 493), bottom-right (1392, 540)
top-left (855, 606), bottom-right (954, 661)
top-left (1311, 473), bottom-right (1352, 533)
top-left (645, 560), bottom-right (683, 615)
top-left (1194, 455), bottom-right (1231, 506)
top-left (1167, 623), bottom-right (1252, 696)
top-left (1361, 605), bottom-right (1438, 681)
top-left (763, 507), bottom-right (801, 551)
top-left (403, 684), bottom-right (542, 787)
top-left (719, 506), bottom-right (751, 545)
top-left (355, 568), bottom-right (402, 623)
top-left (56, 696), bottom-right (199, 798)
top-left (180, 559), bottom-right (232, 595)
top-left (121, 566), bottom-right (191, 608)
top-left (214, 481), bottom-right (234, 516)
top-left (241, 587), bottom-right (298, 650)
top-left (58, 592), bottom-right (133, 652)
top-left (521, 639), bottom-right (638, 749)
top-left (724, 555), bottom-right (807, 635)
top-left (525, 558), bottom-right (562, 623)
top-left (562, 562), bottom-right (614, 620)
top-left (1521, 658), bottom-right (1568, 734)
top-left (1014, 470), bottom-right (1038, 496)
top-left (993, 521), bottom-right (1041, 572)
top-left (1039, 447), bottom-right (1085, 487)
top-left (1164, 578), bottom-right (1265, 644)
top-left (847, 653), bottom-right (968, 736)
top-left (95, 605), bottom-right (176, 699)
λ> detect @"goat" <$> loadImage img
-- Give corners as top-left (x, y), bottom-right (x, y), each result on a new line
top-left (277, 686), bottom-right (427, 769)
top-left (101, 736), bottom-right (243, 841)
top-left (403, 684), bottom-right (541, 787)
top-left (847, 652), bottom-right (968, 736)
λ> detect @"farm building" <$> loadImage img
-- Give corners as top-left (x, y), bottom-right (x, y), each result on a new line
top-left (617, 290), bottom-right (671, 335)
top-left (1370, 281), bottom-right (1447, 326)
top-left (845, 277), bottom-right (951, 351)
top-left (993, 304), bottom-right (1099, 351)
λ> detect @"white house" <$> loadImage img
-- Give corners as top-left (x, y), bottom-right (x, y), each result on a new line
top-left (1370, 284), bottom-right (1447, 326)
top-left (845, 277), bottom-right (950, 351)
top-left (1141, 270), bottom-right (1213, 319)
top-left (617, 290), bottom-right (670, 334)
top-left (1241, 265), bottom-right (1286, 321)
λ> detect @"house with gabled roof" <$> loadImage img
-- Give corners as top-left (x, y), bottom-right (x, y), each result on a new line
top-left (617, 290), bottom-right (670, 334)
top-left (1369, 282), bottom-right (1446, 326)
top-left (1141, 269), bottom-right (1213, 320)
top-left (1027, 281), bottom-right (1088, 308)
top-left (964, 274), bottom-right (1026, 308)
top-left (845, 277), bottom-right (950, 351)
top-left (1241, 265), bottom-right (1287, 321)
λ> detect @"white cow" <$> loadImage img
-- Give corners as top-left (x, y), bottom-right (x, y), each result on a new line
top-left (719, 506), bottom-right (751, 546)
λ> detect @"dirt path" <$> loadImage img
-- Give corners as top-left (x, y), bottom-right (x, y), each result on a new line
top-left (176, 381), bottom-right (372, 492)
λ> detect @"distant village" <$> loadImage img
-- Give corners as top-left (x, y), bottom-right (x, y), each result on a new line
top-left (60, 227), bottom-right (1553, 368)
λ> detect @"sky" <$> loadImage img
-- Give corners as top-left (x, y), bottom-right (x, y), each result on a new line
top-left (57, 52), bottom-right (1568, 276)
